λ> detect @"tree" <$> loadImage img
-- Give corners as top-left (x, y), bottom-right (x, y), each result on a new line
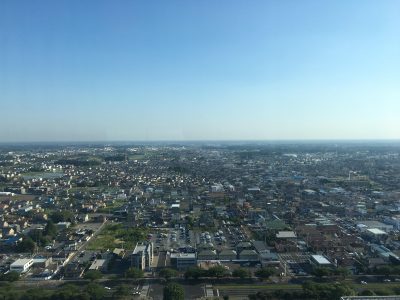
top-left (185, 215), bottom-right (195, 228)
top-left (50, 210), bottom-right (75, 224)
top-left (302, 281), bottom-right (356, 300)
top-left (184, 266), bottom-right (205, 279)
top-left (83, 270), bottom-right (103, 281)
top-left (20, 288), bottom-right (51, 300)
top-left (329, 283), bottom-right (356, 299)
top-left (0, 271), bottom-right (20, 282)
top-left (125, 267), bottom-right (144, 279)
top-left (334, 267), bottom-right (351, 279)
top-left (375, 265), bottom-right (392, 276)
top-left (29, 229), bottom-right (50, 247)
top-left (159, 268), bottom-right (178, 280)
top-left (302, 281), bottom-right (318, 299)
top-left (312, 266), bottom-right (331, 278)
top-left (232, 268), bottom-right (249, 279)
top-left (114, 284), bottom-right (130, 298)
top-left (52, 284), bottom-right (90, 300)
top-left (163, 283), bottom-right (184, 300)
top-left (255, 267), bottom-right (275, 279)
top-left (44, 220), bottom-right (57, 238)
top-left (207, 265), bottom-right (227, 278)
top-left (84, 283), bottom-right (105, 300)
top-left (16, 237), bottom-right (36, 253)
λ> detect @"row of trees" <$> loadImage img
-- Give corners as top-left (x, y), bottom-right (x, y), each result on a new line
top-left (184, 266), bottom-right (276, 280)
top-left (248, 281), bottom-right (356, 300)
top-left (373, 265), bottom-right (400, 276)
top-left (311, 266), bottom-right (351, 278)
top-left (0, 282), bottom-right (106, 300)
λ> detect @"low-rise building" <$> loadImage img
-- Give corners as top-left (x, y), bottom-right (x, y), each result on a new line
top-left (197, 249), bottom-right (218, 261)
top-left (89, 259), bottom-right (107, 271)
top-left (239, 249), bottom-right (259, 261)
top-left (170, 253), bottom-right (197, 269)
top-left (10, 258), bottom-right (34, 273)
top-left (310, 255), bottom-right (332, 267)
top-left (218, 249), bottom-right (237, 261)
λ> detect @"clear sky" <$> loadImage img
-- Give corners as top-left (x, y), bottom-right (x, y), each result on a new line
top-left (1, 0), bottom-right (399, 142)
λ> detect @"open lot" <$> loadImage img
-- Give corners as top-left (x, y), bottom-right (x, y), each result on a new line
top-left (86, 223), bottom-right (149, 251)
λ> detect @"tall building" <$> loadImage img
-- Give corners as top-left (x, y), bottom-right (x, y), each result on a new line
top-left (131, 242), bottom-right (153, 271)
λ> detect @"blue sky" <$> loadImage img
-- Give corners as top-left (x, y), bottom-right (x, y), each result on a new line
top-left (1, 0), bottom-right (399, 142)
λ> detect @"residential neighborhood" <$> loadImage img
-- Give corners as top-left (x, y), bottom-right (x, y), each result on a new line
top-left (0, 142), bottom-right (400, 299)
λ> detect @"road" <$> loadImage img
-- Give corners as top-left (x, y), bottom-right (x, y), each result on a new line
top-left (62, 220), bottom-right (108, 268)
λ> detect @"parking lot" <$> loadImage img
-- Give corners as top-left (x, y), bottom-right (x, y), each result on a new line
top-left (153, 226), bottom-right (195, 252)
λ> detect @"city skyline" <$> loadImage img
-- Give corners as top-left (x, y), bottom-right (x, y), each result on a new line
top-left (1, 0), bottom-right (399, 142)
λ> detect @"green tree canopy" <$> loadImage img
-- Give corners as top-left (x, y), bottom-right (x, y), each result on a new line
top-left (44, 220), bottom-right (58, 238)
top-left (0, 271), bottom-right (20, 282)
top-left (163, 283), bottom-right (184, 300)
top-left (255, 267), bottom-right (275, 279)
top-left (302, 281), bottom-right (356, 300)
top-left (113, 284), bottom-right (130, 298)
top-left (159, 268), bottom-right (178, 280)
top-left (184, 266), bottom-right (206, 279)
top-left (50, 210), bottom-right (75, 223)
top-left (125, 267), bottom-right (144, 279)
top-left (232, 268), bottom-right (249, 279)
top-left (83, 270), bottom-right (103, 281)
top-left (312, 266), bottom-right (331, 277)
top-left (84, 283), bottom-right (105, 300)
top-left (16, 237), bottom-right (36, 253)
top-left (207, 265), bottom-right (228, 278)
top-left (28, 229), bottom-right (51, 247)
top-left (51, 283), bottom-right (90, 300)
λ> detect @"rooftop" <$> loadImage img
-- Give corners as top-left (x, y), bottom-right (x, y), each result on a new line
top-left (367, 228), bottom-right (387, 235)
top-left (311, 255), bottom-right (331, 265)
top-left (11, 258), bottom-right (33, 266)
top-left (276, 231), bottom-right (297, 239)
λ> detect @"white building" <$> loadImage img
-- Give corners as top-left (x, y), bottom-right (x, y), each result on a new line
top-left (357, 220), bottom-right (393, 233)
top-left (131, 242), bottom-right (153, 271)
top-left (211, 184), bottom-right (224, 193)
top-left (89, 259), bottom-right (107, 271)
top-left (310, 255), bottom-right (332, 267)
top-left (10, 258), bottom-right (34, 273)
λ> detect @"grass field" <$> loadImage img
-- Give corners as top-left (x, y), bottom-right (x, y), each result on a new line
top-left (86, 223), bottom-right (148, 251)
top-left (97, 199), bottom-right (127, 213)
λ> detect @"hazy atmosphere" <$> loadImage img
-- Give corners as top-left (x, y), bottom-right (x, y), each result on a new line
top-left (1, 0), bottom-right (399, 141)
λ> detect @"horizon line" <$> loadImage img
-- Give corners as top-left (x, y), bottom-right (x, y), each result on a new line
top-left (1, 138), bottom-right (400, 145)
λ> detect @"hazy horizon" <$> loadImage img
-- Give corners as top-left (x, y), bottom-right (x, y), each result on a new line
top-left (1, 0), bottom-right (399, 142)
top-left (1, 138), bottom-right (400, 145)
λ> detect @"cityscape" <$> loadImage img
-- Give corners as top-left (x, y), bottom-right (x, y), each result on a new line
top-left (1, 0), bottom-right (400, 299)
top-left (0, 141), bottom-right (400, 299)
